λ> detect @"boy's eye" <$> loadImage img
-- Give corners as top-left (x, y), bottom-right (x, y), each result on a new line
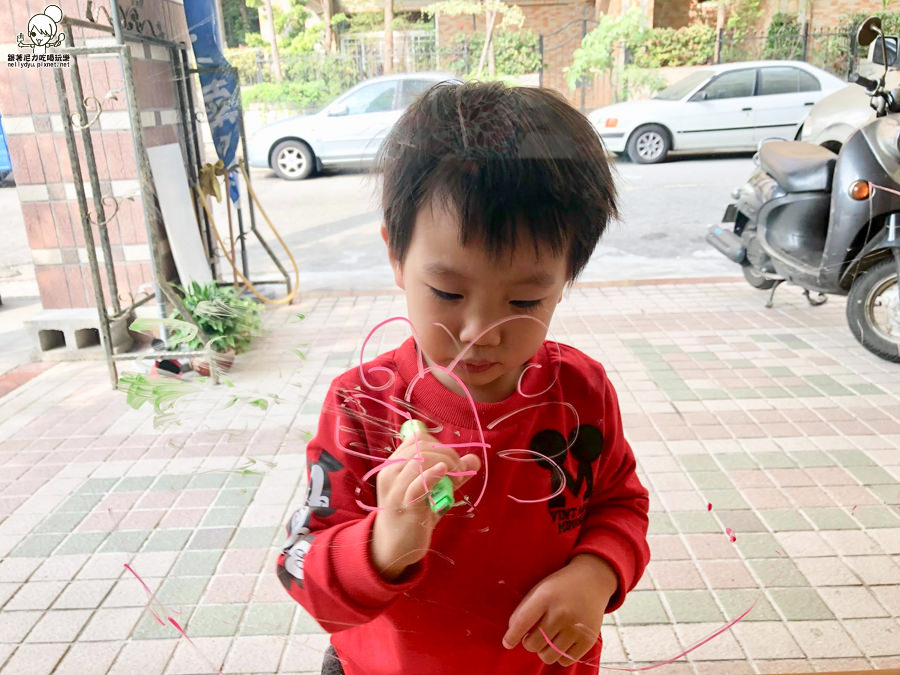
top-left (511, 299), bottom-right (543, 310)
top-left (429, 287), bottom-right (462, 302)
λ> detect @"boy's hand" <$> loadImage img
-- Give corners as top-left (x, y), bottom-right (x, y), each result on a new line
top-left (370, 428), bottom-right (481, 582)
top-left (503, 554), bottom-right (618, 667)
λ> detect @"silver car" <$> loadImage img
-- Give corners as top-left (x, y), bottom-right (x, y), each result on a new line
top-left (247, 72), bottom-right (458, 180)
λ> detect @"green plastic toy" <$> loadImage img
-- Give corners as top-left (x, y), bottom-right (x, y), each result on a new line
top-left (399, 419), bottom-right (455, 515)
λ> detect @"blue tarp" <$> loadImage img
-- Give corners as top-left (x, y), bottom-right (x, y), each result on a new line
top-left (0, 115), bottom-right (12, 175)
top-left (184, 0), bottom-right (241, 203)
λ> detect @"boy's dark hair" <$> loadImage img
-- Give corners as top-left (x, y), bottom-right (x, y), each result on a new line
top-left (375, 80), bottom-right (618, 280)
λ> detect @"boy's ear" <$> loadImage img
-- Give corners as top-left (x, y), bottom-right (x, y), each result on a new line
top-left (381, 223), bottom-right (406, 290)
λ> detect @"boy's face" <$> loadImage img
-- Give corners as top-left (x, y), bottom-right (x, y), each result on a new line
top-left (384, 198), bottom-right (569, 403)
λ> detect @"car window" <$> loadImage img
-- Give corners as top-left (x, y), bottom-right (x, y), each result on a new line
top-left (653, 70), bottom-right (713, 100)
top-left (341, 82), bottom-right (398, 115)
top-left (758, 67), bottom-right (820, 95)
top-left (399, 79), bottom-right (438, 108)
top-left (698, 69), bottom-right (756, 100)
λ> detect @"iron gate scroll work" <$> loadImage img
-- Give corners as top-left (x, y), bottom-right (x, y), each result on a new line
top-left (54, 1), bottom-right (290, 387)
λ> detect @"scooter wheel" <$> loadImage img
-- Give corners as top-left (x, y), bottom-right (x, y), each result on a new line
top-left (742, 264), bottom-right (776, 290)
top-left (846, 258), bottom-right (900, 363)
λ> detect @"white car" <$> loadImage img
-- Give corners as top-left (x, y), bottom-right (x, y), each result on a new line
top-left (589, 61), bottom-right (845, 164)
top-left (801, 36), bottom-right (900, 153)
top-left (247, 72), bottom-right (458, 180)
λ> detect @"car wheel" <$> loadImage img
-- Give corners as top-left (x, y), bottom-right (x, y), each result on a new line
top-left (272, 140), bottom-right (314, 180)
top-left (626, 124), bottom-right (670, 164)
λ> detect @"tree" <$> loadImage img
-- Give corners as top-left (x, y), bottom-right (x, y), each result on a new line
top-left (247, 0), bottom-right (283, 80)
top-left (384, 0), bottom-right (394, 74)
top-left (423, 0), bottom-right (525, 77)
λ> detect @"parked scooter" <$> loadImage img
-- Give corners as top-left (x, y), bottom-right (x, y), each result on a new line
top-left (707, 16), bottom-right (900, 363)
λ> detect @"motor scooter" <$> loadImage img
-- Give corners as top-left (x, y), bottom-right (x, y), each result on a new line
top-left (707, 16), bottom-right (900, 363)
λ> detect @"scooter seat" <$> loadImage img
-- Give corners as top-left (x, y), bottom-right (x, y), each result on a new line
top-left (758, 141), bottom-right (837, 193)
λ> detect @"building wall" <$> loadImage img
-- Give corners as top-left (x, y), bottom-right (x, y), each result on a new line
top-left (653, 0), bottom-right (692, 28)
top-left (0, 0), bottom-right (190, 313)
top-left (436, 0), bottom-right (610, 109)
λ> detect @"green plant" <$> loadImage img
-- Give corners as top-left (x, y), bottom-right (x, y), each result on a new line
top-left (619, 65), bottom-right (667, 100)
top-left (631, 24), bottom-right (716, 68)
top-left (725, 0), bottom-right (763, 34)
top-left (170, 281), bottom-right (262, 354)
top-left (567, 8), bottom-right (651, 99)
top-left (764, 12), bottom-right (802, 60)
top-left (446, 29), bottom-right (540, 76)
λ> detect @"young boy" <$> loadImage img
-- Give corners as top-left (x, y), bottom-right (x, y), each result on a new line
top-left (277, 81), bottom-right (650, 674)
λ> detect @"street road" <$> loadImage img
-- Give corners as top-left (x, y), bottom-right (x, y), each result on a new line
top-left (204, 154), bottom-right (757, 293)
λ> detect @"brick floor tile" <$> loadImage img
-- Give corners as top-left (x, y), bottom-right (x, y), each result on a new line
top-left (280, 634), bottom-right (341, 674)
top-left (52, 578), bottom-right (115, 609)
top-left (647, 535), bottom-right (690, 561)
top-left (203, 575), bottom-right (255, 604)
top-left (164, 636), bottom-right (231, 674)
top-left (222, 635), bottom-right (286, 673)
top-left (0, 557), bottom-right (42, 583)
top-left (753, 659), bottom-right (814, 673)
top-left (619, 624), bottom-right (682, 663)
top-left (53, 641), bottom-right (122, 675)
top-left (793, 557), bottom-right (861, 587)
top-left (768, 588), bottom-right (834, 620)
top-left (674, 622), bottom-right (744, 660)
top-left (0, 609), bottom-right (42, 642)
top-left (818, 586), bottom-right (890, 619)
top-left (80, 606), bottom-right (143, 641)
top-left (841, 617), bottom-right (900, 657)
top-left (648, 561), bottom-right (705, 590)
top-left (773, 531), bottom-right (835, 558)
top-left (109, 638), bottom-right (177, 675)
top-left (786, 620), bottom-right (863, 658)
top-left (843, 555), bottom-right (900, 585)
top-left (697, 560), bottom-right (756, 589)
top-left (869, 584), bottom-right (900, 616)
top-left (25, 609), bottom-right (92, 642)
top-left (684, 534), bottom-right (740, 559)
top-left (1, 642), bottom-right (68, 675)
top-left (5, 580), bottom-right (65, 610)
top-left (731, 621), bottom-right (803, 659)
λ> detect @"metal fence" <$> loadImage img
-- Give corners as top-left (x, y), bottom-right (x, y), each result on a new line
top-left (717, 26), bottom-right (857, 78)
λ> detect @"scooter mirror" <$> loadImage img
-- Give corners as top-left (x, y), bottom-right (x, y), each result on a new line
top-left (857, 16), bottom-right (883, 48)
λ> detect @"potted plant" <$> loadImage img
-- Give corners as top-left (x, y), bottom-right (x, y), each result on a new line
top-left (170, 281), bottom-right (263, 375)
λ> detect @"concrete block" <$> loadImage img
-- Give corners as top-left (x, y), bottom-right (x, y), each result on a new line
top-left (24, 308), bottom-right (134, 361)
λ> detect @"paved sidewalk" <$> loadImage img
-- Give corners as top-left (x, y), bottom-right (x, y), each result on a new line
top-left (0, 279), bottom-right (898, 674)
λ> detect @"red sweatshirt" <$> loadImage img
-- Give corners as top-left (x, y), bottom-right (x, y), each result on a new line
top-left (277, 338), bottom-right (650, 674)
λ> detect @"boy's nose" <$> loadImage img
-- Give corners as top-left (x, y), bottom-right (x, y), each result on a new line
top-left (458, 315), bottom-right (502, 348)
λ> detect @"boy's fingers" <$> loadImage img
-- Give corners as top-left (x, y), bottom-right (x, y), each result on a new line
top-left (403, 461), bottom-right (448, 508)
top-left (448, 454), bottom-right (481, 489)
top-left (503, 597), bottom-right (544, 650)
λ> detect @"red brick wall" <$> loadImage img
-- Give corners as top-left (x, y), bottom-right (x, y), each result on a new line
top-left (436, 0), bottom-right (610, 109)
top-left (653, 0), bottom-right (692, 28)
top-left (810, 0), bottom-right (885, 30)
top-left (0, 0), bottom-right (191, 311)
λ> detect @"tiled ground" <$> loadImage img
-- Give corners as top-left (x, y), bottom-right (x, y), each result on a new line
top-left (0, 280), bottom-right (898, 674)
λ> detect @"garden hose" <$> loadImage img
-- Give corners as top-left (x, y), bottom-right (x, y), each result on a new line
top-left (194, 160), bottom-right (299, 305)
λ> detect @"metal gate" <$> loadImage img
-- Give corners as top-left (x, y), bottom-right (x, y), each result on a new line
top-left (54, 1), bottom-right (289, 387)
top-left (538, 17), bottom-right (598, 112)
